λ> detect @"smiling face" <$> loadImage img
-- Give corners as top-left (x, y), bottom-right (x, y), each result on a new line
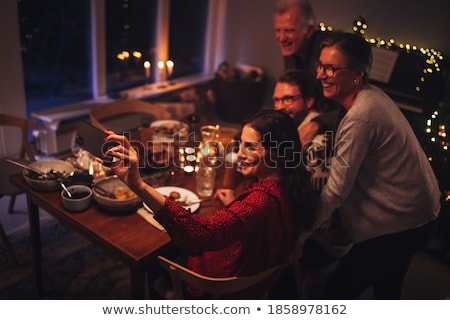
top-left (237, 124), bottom-right (271, 180)
top-left (316, 46), bottom-right (362, 109)
top-left (274, 6), bottom-right (308, 58)
top-left (273, 81), bottom-right (314, 126)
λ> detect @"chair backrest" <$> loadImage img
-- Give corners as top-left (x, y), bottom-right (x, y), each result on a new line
top-left (0, 113), bottom-right (38, 161)
top-left (89, 99), bottom-right (177, 132)
top-left (157, 255), bottom-right (280, 299)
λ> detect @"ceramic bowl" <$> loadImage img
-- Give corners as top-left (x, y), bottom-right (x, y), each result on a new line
top-left (61, 185), bottom-right (92, 212)
top-left (67, 171), bottom-right (94, 186)
top-left (92, 176), bottom-right (140, 215)
top-left (151, 120), bottom-right (189, 142)
top-left (23, 159), bottom-right (74, 192)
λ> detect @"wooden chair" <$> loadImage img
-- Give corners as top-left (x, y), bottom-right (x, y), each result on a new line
top-left (0, 113), bottom-right (38, 211)
top-left (0, 113), bottom-right (38, 264)
top-left (89, 99), bottom-right (194, 132)
top-left (157, 255), bottom-right (281, 299)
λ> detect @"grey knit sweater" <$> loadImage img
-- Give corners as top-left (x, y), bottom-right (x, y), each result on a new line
top-left (315, 85), bottom-right (441, 243)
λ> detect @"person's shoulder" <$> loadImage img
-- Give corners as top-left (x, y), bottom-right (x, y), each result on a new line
top-left (248, 180), bottom-right (285, 199)
top-left (349, 85), bottom-right (397, 121)
top-left (359, 84), bottom-right (396, 105)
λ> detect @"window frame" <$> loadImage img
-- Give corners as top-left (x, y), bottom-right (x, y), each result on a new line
top-left (90, 0), bottom-right (226, 100)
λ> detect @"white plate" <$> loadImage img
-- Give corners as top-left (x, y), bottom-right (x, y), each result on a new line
top-left (150, 120), bottom-right (189, 142)
top-left (142, 186), bottom-right (200, 213)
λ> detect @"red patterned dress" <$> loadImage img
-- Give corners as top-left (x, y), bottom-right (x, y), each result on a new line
top-left (154, 179), bottom-right (299, 298)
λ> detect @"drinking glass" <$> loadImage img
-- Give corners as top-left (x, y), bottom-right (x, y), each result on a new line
top-left (199, 140), bottom-right (224, 168)
top-left (196, 166), bottom-right (216, 197)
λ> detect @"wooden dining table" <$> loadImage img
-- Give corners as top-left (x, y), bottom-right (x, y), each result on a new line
top-left (10, 163), bottom-right (246, 299)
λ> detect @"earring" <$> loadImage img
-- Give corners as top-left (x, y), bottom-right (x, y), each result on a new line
top-left (353, 79), bottom-right (360, 86)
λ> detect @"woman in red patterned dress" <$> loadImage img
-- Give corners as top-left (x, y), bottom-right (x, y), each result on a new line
top-left (104, 109), bottom-right (316, 298)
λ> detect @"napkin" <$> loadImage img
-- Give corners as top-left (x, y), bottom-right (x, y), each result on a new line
top-left (137, 207), bottom-right (166, 232)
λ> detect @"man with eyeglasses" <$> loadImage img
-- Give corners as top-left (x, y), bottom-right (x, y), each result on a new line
top-left (273, 69), bottom-right (337, 191)
top-left (273, 0), bottom-right (342, 146)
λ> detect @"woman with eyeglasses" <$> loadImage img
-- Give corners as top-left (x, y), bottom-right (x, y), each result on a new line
top-left (271, 69), bottom-right (350, 299)
top-left (311, 32), bottom-right (441, 299)
top-left (103, 109), bottom-right (316, 299)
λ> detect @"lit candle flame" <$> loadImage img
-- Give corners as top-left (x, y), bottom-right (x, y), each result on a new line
top-left (157, 61), bottom-right (166, 82)
top-left (166, 60), bottom-right (174, 78)
top-left (144, 60), bottom-right (151, 78)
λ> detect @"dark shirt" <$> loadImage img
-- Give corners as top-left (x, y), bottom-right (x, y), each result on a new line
top-left (283, 30), bottom-right (330, 75)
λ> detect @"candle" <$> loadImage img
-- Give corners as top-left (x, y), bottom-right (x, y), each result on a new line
top-left (157, 60), bottom-right (166, 82)
top-left (144, 60), bottom-right (151, 79)
top-left (166, 60), bottom-right (174, 78)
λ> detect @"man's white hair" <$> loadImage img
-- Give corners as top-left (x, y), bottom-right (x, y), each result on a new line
top-left (274, 0), bottom-right (316, 27)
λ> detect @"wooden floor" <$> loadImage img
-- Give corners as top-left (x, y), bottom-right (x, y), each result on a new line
top-left (1, 193), bottom-right (450, 300)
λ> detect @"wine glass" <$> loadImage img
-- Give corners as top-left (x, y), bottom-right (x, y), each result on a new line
top-left (199, 140), bottom-right (224, 169)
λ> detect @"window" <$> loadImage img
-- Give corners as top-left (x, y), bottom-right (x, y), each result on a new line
top-left (18, 0), bottom-right (92, 118)
top-left (18, 0), bottom-right (218, 116)
top-left (105, 0), bottom-right (157, 92)
top-left (169, 0), bottom-right (209, 78)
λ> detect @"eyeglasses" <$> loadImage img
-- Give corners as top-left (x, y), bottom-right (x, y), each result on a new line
top-left (316, 61), bottom-right (349, 77)
top-left (272, 94), bottom-right (302, 106)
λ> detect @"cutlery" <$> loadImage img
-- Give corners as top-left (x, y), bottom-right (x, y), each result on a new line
top-left (93, 184), bottom-right (116, 199)
top-left (175, 197), bottom-right (211, 206)
top-left (6, 158), bottom-right (54, 179)
top-left (60, 180), bottom-right (73, 198)
top-left (7, 158), bottom-right (73, 196)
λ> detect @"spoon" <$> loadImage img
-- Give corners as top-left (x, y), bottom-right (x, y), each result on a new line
top-left (93, 185), bottom-right (116, 199)
top-left (60, 180), bottom-right (73, 198)
top-left (5, 158), bottom-right (52, 178)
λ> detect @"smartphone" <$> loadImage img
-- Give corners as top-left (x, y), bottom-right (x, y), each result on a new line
top-left (75, 120), bottom-right (120, 167)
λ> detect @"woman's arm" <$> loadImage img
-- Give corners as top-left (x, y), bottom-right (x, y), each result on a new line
top-left (103, 131), bottom-right (166, 212)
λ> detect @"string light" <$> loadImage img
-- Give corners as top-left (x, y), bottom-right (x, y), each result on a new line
top-left (320, 19), bottom-right (448, 162)
top-left (321, 16), bottom-right (447, 97)
top-left (317, 16), bottom-right (448, 158)
top-left (424, 110), bottom-right (449, 154)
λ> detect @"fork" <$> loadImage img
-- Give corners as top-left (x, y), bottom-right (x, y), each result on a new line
top-left (175, 197), bottom-right (211, 206)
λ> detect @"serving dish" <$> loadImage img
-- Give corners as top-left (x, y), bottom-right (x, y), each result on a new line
top-left (92, 175), bottom-right (140, 214)
top-left (23, 159), bottom-right (74, 192)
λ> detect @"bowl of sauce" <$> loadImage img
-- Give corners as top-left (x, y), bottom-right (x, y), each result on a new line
top-left (61, 185), bottom-right (92, 212)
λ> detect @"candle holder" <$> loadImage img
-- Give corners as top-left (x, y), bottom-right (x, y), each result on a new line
top-left (144, 60), bottom-right (151, 88)
top-left (178, 145), bottom-right (199, 174)
top-left (157, 60), bottom-right (168, 88)
top-left (166, 60), bottom-right (174, 85)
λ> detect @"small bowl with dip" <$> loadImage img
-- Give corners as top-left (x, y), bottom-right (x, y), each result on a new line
top-left (61, 185), bottom-right (93, 213)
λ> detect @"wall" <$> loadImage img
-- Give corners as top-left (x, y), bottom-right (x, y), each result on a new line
top-left (0, 0), bottom-right (27, 157)
top-left (1, 0), bottom-right (449, 138)
top-left (224, 0), bottom-right (450, 105)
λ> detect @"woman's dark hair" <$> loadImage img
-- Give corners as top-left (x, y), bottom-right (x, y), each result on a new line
top-left (321, 32), bottom-right (373, 84)
top-left (278, 69), bottom-right (321, 97)
top-left (242, 109), bottom-right (316, 228)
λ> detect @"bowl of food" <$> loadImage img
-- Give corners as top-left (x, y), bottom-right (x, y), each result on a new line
top-left (61, 185), bottom-right (92, 213)
top-left (148, 120), bottom-right (189, 167)
top-left (92, 176), bottom-right (140, 214)
top-left (151, 120), bottom-right (189, 142)
top-left (23, 159), bottom-right (74, 192)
